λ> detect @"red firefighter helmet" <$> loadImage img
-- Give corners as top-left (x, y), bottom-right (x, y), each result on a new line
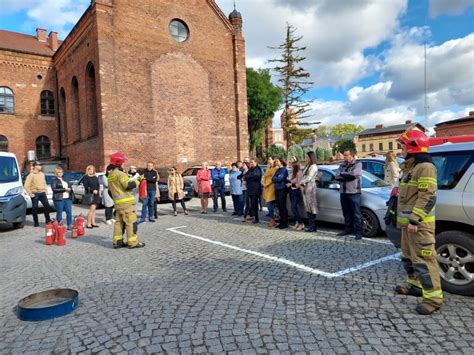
top-left (397, 128), bottom-right (430, 154)
top-left (110, 152), bottom-right (128, 167)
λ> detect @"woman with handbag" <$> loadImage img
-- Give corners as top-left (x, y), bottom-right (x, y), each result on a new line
top-left (168, 167), bottom-right (188, 216)
top-left (196, 161), bottom-right (212, 214)
top-left (82, 165), bottom-right (101, 228)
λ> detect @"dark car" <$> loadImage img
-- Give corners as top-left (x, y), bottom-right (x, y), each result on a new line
top-left (140, 168), bottom-right (194, 202)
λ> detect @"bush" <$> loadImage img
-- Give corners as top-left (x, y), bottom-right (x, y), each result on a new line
top-left (265, 144), bottom-right (287, 161)
top-left (288, 145), bottom-right (305, 163)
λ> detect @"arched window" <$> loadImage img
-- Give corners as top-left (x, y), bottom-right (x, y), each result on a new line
top-left (0, 135), bottom-right (8, 152)
top-left (86, 63), bottom-right (98, 137)
top-left (0, 87), bottom-right (14, 114)
top-left (71, 77), bottom-right (81, 142)
top-left (40, 90), bottom-right (55, 115)
top-left (59, 87), bottom-right (67, 143)
top-left (36, 136), bottom-right (51, 159)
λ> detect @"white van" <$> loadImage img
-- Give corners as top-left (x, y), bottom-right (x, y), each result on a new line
top-left (0, 152), bottom-right (27, 229)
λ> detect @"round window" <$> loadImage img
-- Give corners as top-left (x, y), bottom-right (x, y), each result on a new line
top-left (169, 20), bottom-right (189, 42)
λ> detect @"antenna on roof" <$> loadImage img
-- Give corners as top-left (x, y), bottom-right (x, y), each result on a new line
top-left (424, 43), bottom-right (430, 128)
top-left (234, 0), bottom-right (236, 10)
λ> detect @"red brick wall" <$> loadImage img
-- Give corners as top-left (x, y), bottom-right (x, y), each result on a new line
top-left (435, 122), bottom-right (474, 137)
top-left (0, 50), bottom-right (58, 171)
top-left (95, 0), bottom-right (248, 168)
top-left (54, 9), bottom-right (104, 171)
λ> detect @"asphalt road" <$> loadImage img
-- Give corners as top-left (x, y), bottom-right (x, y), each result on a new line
top-left (0, 197), bottom-right (472, 354)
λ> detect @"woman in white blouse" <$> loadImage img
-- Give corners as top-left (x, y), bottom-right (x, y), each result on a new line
top-left (300, 151), bottom-right (319, 232)
top-left (51, 166), bottom-right (73, 230)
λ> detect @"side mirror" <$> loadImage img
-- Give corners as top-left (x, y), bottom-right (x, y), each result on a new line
top-left (328, 182), bottom-right (340, 190)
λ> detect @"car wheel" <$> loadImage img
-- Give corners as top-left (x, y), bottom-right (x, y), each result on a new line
top-left (436, 230), bottom-right (474, 296)
top-left (361, 208), bottom-right (380, 238)
top-left (12, 222), bottom-right (25, 229)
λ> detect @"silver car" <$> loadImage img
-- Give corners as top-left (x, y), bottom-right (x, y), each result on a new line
top-left (287, 165), bottom-right (391, 237)
top-left (70, 172), bottom-right (105, 205)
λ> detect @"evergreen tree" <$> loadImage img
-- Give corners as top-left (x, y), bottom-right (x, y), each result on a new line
top-left (269, 24), bottom-right (318, 148)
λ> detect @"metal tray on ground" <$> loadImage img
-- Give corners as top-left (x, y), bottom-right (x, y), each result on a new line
top-left (17, 288), bottom-right (79, 321)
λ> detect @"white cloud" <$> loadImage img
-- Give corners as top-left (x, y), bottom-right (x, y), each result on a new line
top-left (217, 0), bottom-right (407, 88)
top-left (0, 0), bottom-right (89, 36)
top-left (428, 107), bottom-right (474, 127)
top-left (429, 0), bottom-right (474, 17)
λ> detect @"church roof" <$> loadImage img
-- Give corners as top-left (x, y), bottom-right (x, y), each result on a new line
top-left (0, 29), bottom-right (59, 57)
top-left (229, 9), bottom-right (242, 19)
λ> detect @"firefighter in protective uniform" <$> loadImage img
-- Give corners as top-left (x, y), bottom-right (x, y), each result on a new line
top-left (395, 128), bottom-right (443, 315)
top-left (108, 152), bottom-right (145, 249)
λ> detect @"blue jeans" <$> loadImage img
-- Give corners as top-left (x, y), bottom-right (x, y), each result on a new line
top-left (340, 193), bottom-right (362, 236)
top-left (213, 187), bottom-right (226, 211)
top-left (54, 199), bottom-right (72, 226)
top-left (267, 201), bottom-right (275, 219)
top-left (290, 189), bottom-right (303, 224)
top-left (141, 190), bottom-right (156, 221)
top-left (231, 194), bottom-right (244, 215)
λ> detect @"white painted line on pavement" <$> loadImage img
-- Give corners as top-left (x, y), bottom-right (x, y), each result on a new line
top-left (166, 226), bottom-right (400, 279)
top-left (331, 252), bottom-right (401, 277)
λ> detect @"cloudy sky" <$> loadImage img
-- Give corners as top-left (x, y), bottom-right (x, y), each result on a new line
top-left (1, 0), bottom-right (472, 131)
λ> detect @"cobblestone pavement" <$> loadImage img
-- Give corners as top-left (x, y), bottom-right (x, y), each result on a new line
top-left (1, 198), bottom-right (473, 354)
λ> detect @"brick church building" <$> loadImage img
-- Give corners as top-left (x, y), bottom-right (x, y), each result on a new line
top-left (0, 0), bottom-right (249, 171)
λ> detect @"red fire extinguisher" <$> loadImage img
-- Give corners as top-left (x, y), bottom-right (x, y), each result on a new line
top-left (56, 223), bottom-right (66, 246)
top-left (75, 214), bottom-right (85, 237)
top-left (45, 222), bottom-right (56, 245)
top-left (139, 179), bottom-right (147, 200)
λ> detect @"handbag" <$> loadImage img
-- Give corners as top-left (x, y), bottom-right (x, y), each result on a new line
top-left (83, 193), bottom-right (94, 205)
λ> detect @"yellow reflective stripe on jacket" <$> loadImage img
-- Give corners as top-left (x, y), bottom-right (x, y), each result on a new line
top-left (412, 207), bottom-right (428, 218)
top-left (423, 289), bottom-right (443, 300)
top-left (397, 214), bottom-right (435, 224)
top-left (418, 177), bottom-right (437, 185)
top-left (114, 196), bottom-right (135, 204)
top-left (407, 277), bottom-right (422, 288)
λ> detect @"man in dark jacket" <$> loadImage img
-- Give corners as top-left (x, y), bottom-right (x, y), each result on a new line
top-left (244, 158), bottom-right (262, 224)
top-left (139, 162), bottom-right (158, 223)
top-left (335, 150), bottom-right (363, 239)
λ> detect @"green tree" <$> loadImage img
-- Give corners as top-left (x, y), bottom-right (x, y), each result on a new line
top-left (330, 123), bottom-right (365, 137)
top-left (332, 138), bottom-right (356, 155)
top-left (266, 144), bottom-right (287, 161)
top-left (314, 125), bottom-right (330, 138)
top-left (323, 148), bottom-right (332, 161)
top-left (246, 68), bottom-right (282, 153)
top-left (269, 24), bottom-right (318, 148)
top-left (315, 147), bottom-right (325, 161)
top-left (290, 128), bottom-right (317, 145)
top-left (288, 144), bottom-right (304, 162)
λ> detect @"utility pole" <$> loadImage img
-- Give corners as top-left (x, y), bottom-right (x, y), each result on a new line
top-left (424, 43), bottom-right (430, 128)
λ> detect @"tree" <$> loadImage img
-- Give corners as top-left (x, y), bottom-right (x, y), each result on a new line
top-left (315, 147), bottom-right (325, 161)
top-left (314, 125), bottom-right (330, 138)
top-left (323, 148), bottom-right (332, 161)
top-left (332, 138), bottom-right (356, 155)
top-left (330, 123), bottom-right (365, 137)
top-left (269, 24), bottom-right (318, 148)
top-left (288, 144), bottom-right (304, 162)
top-left (246, 68), bottom-right (282, 153)
top-left (266, 144), bottom-right (287, 161)
top-left (291, 128), bottom-right (316, 145)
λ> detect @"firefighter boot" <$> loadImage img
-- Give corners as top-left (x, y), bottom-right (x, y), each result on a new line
top-left (128, 241), bottom-right (145, 249)
top-left (395, 284), bottom-right (423, 297)
top-left (113, 238), bottom-right (127, 249)
top-left (415, 300), bottom-right (441, 315)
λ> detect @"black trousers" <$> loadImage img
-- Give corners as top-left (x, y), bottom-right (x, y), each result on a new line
top-left (105, 206), bottom-right (114, 220)
top-left (249, 195), bottom-right (260, 222)
top-left (172, 193), bottom-right (187, 211)
top-left (31, 192), bottom-right (51, 226)
top-left (275, 189), bottom-right (288, 227)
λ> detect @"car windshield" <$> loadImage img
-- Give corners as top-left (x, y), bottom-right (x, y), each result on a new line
top-left (326, 166), bottom-right (388, 188)
top-left (45, 175), bottom-right (56, 185)
top-left (63, 172), bottom-right (83, 183)
top-left (0, 156), bottom-right (19, 183)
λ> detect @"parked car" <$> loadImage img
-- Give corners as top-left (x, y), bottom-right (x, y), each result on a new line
top-left (350, 157), bottom-right (404, 181)
top-left (155, 168), bottom-right (194, 202)
top-left (182, 165), bottom-right (230, 194)
top-left (385, 141), bottom-right (474, 296)
top-left (22, 174), bottom-right (55, 211)
top-left (285, 165), bottom-right (392, 237)
top-left (62, 171), bottom-right (84, 185)
top-left (70, 172), bottom-right (105, 205)
top-left (0, 152), bottom-right (27, 229)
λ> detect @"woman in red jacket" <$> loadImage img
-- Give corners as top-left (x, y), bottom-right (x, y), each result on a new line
top-left (196, 161), bottom-right (212, 214)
